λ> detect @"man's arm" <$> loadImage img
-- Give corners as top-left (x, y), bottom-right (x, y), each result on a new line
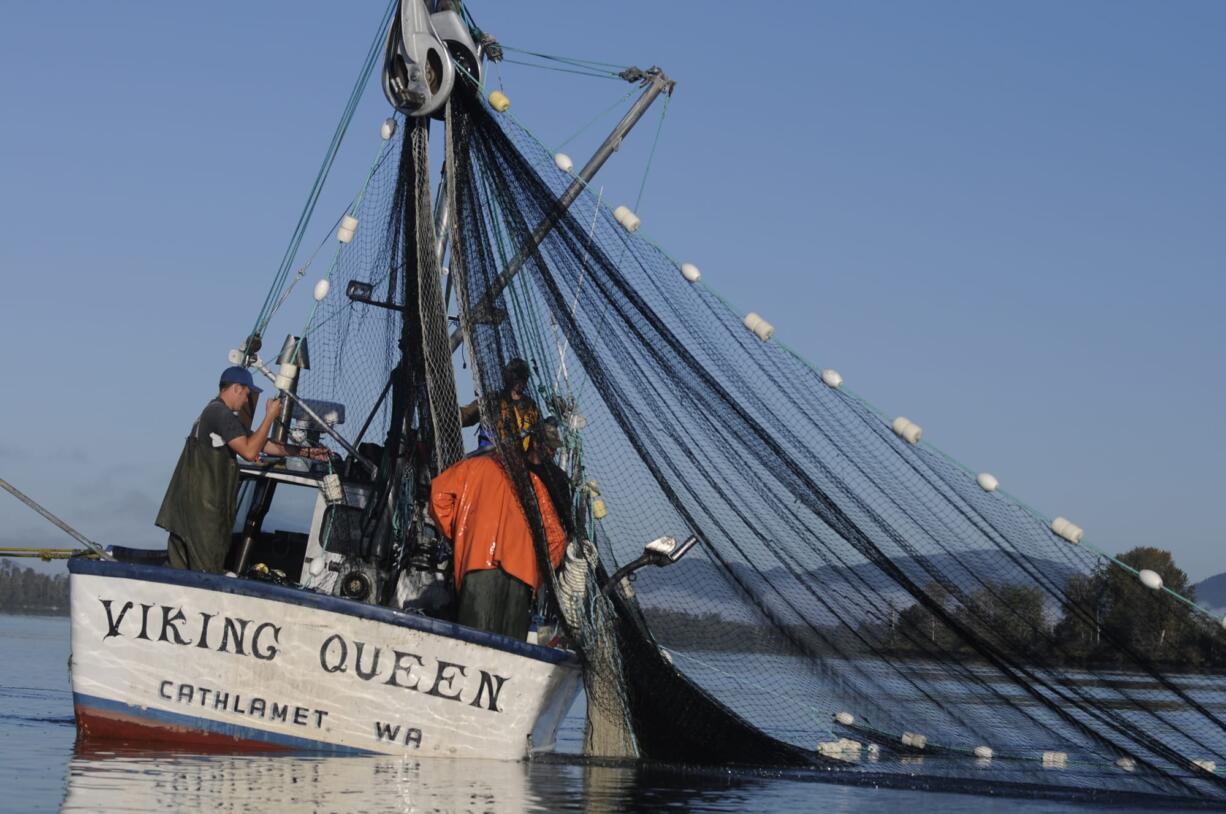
top-left (227, 398), bottom-right (283, 462)
top-left (530, 472), bottom-right (568, 569)
top-left (264, 440), bottom-right (331, 461)
top-left (429, 461), bottom-right (467, 539)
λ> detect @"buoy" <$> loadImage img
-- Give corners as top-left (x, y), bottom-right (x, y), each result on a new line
top-left (976, 473), bottom-right (999, 492)
top-left (313, 279), bottom-right (330, 302)
top-left (892, 417), bottom-right (923, 445)
top-left (901, 731), bottom-right (927, 750)
top-left (1041, 751), bottom-right (1068, 768)
top-left (380, 117), bottom-right (397, 140)
top-left (488, 90), bottom-right (511, 112)
top-left (974, 746), bottom-right (993, 760)
top-left (821, 369), bottom-right (843, 389)
top-left (1115, 756), bottom-right (1136, 772)
top-left (743, 312), bottom-right (775, 342)
top-left (554, 153), bottom-right (573, 173)
top-left (835, 711), bottom-right (855, 726)
top-left (613, 205), bottom-right (640, 233)
top-left (680, 262), bottom-right (701, 282)
top-left (1138, 569), bottom-right (1164, 591)
top-left (1050, 516), bottom-right (1084, 544)
top-left (592, 497), bottom-right (608, 520)
top-left (337, 214), bottom-right (359, 244)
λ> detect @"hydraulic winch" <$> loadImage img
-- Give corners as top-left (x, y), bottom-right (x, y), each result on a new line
top-left (381, 0), bottom-right (483, 117)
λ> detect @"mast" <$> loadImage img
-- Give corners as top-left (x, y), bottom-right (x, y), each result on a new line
top-left (448, 67), bottom-right (674, 351)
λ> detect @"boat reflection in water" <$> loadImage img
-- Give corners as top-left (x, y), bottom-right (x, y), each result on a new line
top-left (62, 745), bottom-right (550, 813)
top-left (60, 742), bottom-right (781, 814)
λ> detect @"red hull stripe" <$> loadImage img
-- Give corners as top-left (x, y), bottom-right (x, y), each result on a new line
top-left (73, 693), bottom-right (375, 755)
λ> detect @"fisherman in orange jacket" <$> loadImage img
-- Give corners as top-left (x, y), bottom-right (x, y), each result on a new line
top-left (429, 420), bottom-right (568, 639)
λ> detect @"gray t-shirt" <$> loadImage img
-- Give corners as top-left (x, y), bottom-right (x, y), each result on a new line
top-left (194, 398), bottom-right (246, 457)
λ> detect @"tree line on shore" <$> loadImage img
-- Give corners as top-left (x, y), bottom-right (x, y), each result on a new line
top-left (648, 547), bottom-right (1226, 670)
top-left (0, 560), bottom-right (69, 614)
top-left (880, 546), bottom-right (1225, 669)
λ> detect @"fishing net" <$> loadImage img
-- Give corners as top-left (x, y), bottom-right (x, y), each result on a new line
top-left (434, 78), bottom-right (1226, 806)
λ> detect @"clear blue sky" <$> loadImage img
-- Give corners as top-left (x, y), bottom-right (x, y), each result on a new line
top-left (1, 2), bottom-right (1223, 580)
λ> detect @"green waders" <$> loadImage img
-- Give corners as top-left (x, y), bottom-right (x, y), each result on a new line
top-left (456, 568), bottom-right (533, 640)
top-left (155, 435), bottom-right (240, 574)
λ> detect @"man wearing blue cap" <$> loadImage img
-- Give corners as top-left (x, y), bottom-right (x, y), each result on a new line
top-left (155, 366), bottom-right (324, 572)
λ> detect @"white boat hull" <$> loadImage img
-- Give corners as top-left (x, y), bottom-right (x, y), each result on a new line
top-left (67, 559), bottom-right (582, 759)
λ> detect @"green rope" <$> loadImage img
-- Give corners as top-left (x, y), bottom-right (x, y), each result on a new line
top-left (291, 125), bottom-right (401, 365)
top-left (250, 0), bottom-right (397, 342)
top-left (555, 87), bottom-right (639, 151)
top-left (500, 45), bottom-right (629, 72)
top-left (501, 58), bottom-right (624, 81)
top-left (633, 92), bottom-right (670, 211)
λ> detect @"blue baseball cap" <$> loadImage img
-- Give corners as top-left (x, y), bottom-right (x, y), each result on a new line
top-left (219, 365), bottom-right (263, 393)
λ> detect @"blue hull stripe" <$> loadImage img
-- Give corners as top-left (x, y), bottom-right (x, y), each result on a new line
top-left (69, 557), bottom-right (576, 666)
top-left (74, 692), bottom-right (377, 755)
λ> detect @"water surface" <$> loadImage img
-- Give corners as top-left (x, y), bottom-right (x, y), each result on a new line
top-left (0, 614), bottom-right (1210, 813)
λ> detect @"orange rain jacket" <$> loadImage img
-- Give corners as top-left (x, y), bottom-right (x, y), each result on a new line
top-left (429, 453), bottom-right (567, 592)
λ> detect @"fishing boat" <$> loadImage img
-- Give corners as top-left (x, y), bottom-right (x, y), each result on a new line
top-left (48, 0), bottom-right (1226, 805)
top-left (62, 0), bottom-right (630, 760)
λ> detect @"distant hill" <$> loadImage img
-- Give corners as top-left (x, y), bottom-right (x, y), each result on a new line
top-left (1193, 572), bottom-right (1226, 611)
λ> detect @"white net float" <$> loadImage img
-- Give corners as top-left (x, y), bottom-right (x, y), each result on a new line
top-left (554, 152), bottom-right (573, 172)
top-left (835, 711), bottom-right (855, 726)
top-left (974, 745), bottom-right (993, 759)
top-left (1041, 751), bottom-right (1068, 768)
top-left (901, 731), bottom-right (927, 750)
top-left (337, 214), bottom-right (359, 244)
top-left (1050, 516), bottom-right (1084, 544)
top-left (892, 417), bottom-right (923, 445)
top-left (821, 369), bottom-right (843, 389)
top-left (313, 279), bottom-right (330, 301)
top-left (976, 473), bottom-right (999, 492)
top-left (613, 205), bottom-right (640, 233)
top-left (320, 473), bottom-right (344, 505)
top-left (274, 363), bottom-right (298, 392)
top-left (680, 262), bottom-right (701, 282)
top-left (1138, 569), bottom-right (1164, 591)
top-left (380, 117), bottom-right (397, 140)
top-left (742, 312), bottom-right (775, 342)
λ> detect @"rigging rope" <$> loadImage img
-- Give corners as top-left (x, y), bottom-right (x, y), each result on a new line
top-left (249, 0), bottom-right (397, 343)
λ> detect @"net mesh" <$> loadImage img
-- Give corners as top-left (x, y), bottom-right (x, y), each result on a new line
top-left (272, 57), bottom-right (1226, 803)
top-left (436, 79), bottom-right (1226, 805)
